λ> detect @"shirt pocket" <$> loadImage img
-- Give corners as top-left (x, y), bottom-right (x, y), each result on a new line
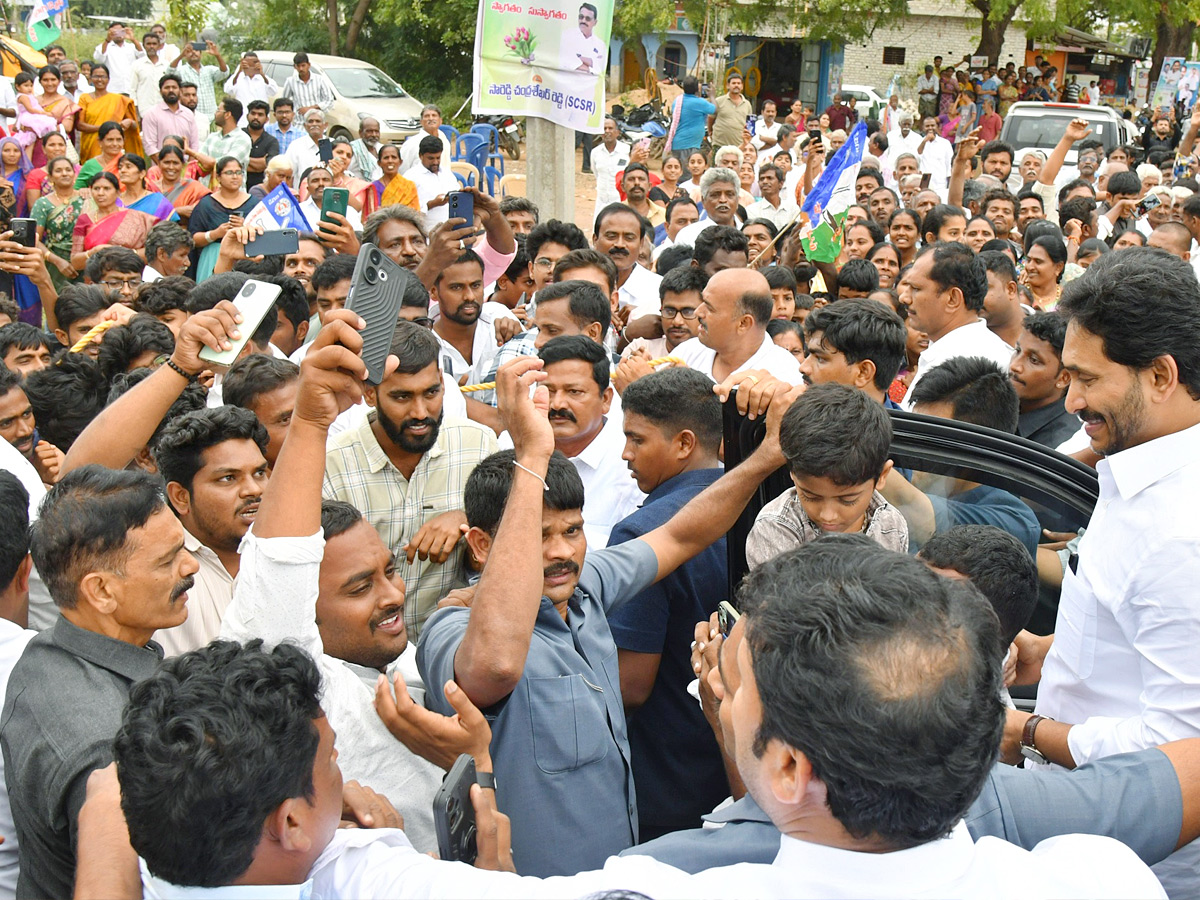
top-left (1052, 573), bottom-right (1097, 679)
top-left (526, 674), bottom-right (610, 775)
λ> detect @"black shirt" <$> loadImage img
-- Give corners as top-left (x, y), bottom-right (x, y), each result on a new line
top-left (1017, 395), bottom-right (1080, 449)
top-left (244, 128), bottom-right (280, 189)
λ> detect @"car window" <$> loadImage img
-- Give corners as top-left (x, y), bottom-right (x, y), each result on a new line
top-left (1003, 112), bottom-right (1116, 151)
top-left (322, 66), bottom-right (408, 99)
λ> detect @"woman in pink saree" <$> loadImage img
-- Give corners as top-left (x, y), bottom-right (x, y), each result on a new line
top-left (69, 171), bottom-right (156, 272)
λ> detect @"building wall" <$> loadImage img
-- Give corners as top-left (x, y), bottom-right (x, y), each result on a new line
top-left (840, 0), bottom-right (1028, 91)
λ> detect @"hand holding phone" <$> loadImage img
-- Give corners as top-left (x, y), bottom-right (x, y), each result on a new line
top-left (433, 754), bottom-right (478, 864)
top-left (9, 218), bottom-right (36, 248)
top-left (318, 138), bottom-right (334, 163)
top-left (245, 227), bottom-right (300, 257)
top-left (346, 243), bottom-right (406, 385)
top-left (198, 279), bottom-right (281, 367)
top-left (320, 187), bottom-right (350, 228)
top-left (447, 191), bottom-right (474, 225)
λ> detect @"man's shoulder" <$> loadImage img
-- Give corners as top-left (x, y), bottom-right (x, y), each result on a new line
top-left (437, 416), bottom-right (500, 450)
top-left (974, 833), bottom-right (1165, 898)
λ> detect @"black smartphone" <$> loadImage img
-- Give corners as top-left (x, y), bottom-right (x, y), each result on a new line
top-left (9, 218), bottom-right (36, 248)
top-left (447, 191), bottom-right (474, 225)
top-left (717, 600), bottom-right (740, 638)
top-left (346, 243), bottom-right (406, 385)
top-left (920, 172), bottom-right (932, 190)
top-left (190, 40), bottom-right (206, 51)
top-left (433, 754), bottom-right (478, 864)
top-left (245, 228), bottom-right (300, 257)
top-left (318, 138), bottom-right (333, 163)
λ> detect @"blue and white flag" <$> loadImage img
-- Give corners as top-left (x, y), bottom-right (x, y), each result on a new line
top-left (244, 182), bottom-right (310, 232)
top-left (800, 121), bottom-right (868, 263)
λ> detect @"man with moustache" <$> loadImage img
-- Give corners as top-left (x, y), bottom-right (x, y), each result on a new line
top-left (1002, 248), bottom-right (1200, 898)
top-left (430, 249), bottom-right (510, 384)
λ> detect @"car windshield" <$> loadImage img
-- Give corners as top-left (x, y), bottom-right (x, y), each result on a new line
top-left (1005, 112), bottom-right (1115, 151)
top-left (323, 66), bottom-right (408, 99)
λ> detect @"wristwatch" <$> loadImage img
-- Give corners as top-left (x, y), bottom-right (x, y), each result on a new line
top-left (1019, 714), bottom-right (1054, 764)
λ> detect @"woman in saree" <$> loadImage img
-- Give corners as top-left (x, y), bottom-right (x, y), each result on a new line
top-left (24, 131), bottom-right (74, 212)
top-left (998, 71), bottom-right (1020, 118)
top-left (938, 66), bottom-right (959, 118)
top-left (146, 134), bottom-right (206, 191)
top-left (323, 137), bottom-right (377, 215)
top-left (31, 155), bottom-right (85, 290)
top-left (117, 153), bottom-right (179, 222)
top-left (152, 144), bottom-right (209, 224)
top-left (371, 143), bottom-right (418, 209)
top-left (69, 171), bottom-right (157, 272)
top-left (74, 121), bottom-right (126, 188)
top-left (187, 156), bottom-right (255, 281)
top-left (0, 138), bottom-right (32, 217)
top-left (76, 64), bottom-right (143, 162)
top-left (35, 65), bottom-right (76, 153)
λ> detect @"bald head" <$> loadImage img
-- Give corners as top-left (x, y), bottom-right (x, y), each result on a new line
top-left (1148, 222), bottom-right (1192, 260)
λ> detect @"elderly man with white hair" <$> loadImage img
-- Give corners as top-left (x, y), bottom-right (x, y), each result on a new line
top-left (1137, 162), bottom-right (1163, 198)
top-left (673, 166), bottom-right (742, 247)
top-left (285, 108), bottom-right (328, 189)
top-left (889, 112), bottom-right (923, 160)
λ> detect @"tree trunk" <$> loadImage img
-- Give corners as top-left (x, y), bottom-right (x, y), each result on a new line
top-left (1149, 3), bottom-right (1196, 86)
top-left (345, 0), bottom-right (372, 54)
top-left (326, 0), bottom-right (340, 55)
top-left (972, 0), bottom-right (1019, 68)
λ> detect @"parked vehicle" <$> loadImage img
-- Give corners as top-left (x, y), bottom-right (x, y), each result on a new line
top-left (610, 102), bottom-right (669, 156)
top-left (840, 83), bottom-right (887, 122)
top-left (1000, 102), bottom-right (1139, 175)
top-left (475, 113), bottom-right (523, 160)
top-left (253, 51), bottom-right (425, 144)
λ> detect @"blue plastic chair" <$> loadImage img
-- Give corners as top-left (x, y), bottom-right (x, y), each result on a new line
top-left (470, 123), bottom-right (506, 175)
top-left (439, 124), bottom-right (460, 146)
top-left (453, 171), bottom-right (469, 188)
top-left (482, 165), bottom-right (503, 196)
top-left (454, 134), bottom-right (488, 176)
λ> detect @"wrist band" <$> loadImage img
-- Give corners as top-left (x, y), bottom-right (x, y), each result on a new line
top-left (164, 357), bottom-right (198, 382)
top-left (476, 771), bottom-right (497, 790)
top-left (513, 459), bottom-right (549, 491)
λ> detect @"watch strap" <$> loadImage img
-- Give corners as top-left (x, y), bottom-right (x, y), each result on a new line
top-left (1021, 714), bottom-right (1052, 751)
top-left (476, 770), bottom-right (497, 791)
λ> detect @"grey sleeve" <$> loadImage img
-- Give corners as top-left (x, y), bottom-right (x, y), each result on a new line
top-left (967, 750), bottom-right (1181, 865)
top-left (580, 539), bottom-right (660, 616)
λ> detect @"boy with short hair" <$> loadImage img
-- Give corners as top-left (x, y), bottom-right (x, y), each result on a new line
top-left (746, 382), bottom-right (907, 568)
top-left (764, 266), bottom-right (797, 320)
top-left (0, 324), bottom-right (52, 376)
top-left (51, 285), bottom-right (110, 355)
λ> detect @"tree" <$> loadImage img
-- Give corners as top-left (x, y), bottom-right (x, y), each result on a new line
top-left (970, 0), bottom-right (1057, 68)
top-left (1106, 0), bottom-right (1199, 84)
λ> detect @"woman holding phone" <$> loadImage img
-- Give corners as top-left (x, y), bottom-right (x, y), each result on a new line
top-left (187, 156), bottom-right (254, 280)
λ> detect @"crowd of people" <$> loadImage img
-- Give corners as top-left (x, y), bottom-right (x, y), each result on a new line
top-left (0, 33), bottom-right (1200, 899)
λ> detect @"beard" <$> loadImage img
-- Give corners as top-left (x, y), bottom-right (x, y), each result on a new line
top-left (1079, 380), bottom-right (1147, 457)
top-left (378, 403), bottom-right (443, 454)
top-left (162, 92), bottom-right (179, 105)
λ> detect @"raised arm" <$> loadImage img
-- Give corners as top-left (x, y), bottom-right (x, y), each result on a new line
top-left (453, 356), bottom-right (555, 708)
top-left (1040, 117), bottom-right (1090, 188)
top-left (948, 126), bottom-right (980, 209)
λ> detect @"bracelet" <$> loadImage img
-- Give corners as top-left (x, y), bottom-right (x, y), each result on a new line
top-left (513, 459), bottom-right (549, 491)
top-left (164, 357), bottom-right (198, 382)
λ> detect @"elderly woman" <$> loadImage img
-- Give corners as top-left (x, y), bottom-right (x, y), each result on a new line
top-left (250, 155), bottom-right (295, 201)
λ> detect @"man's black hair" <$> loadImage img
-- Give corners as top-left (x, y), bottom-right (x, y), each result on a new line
top-left (498, 196), bottom-right (538, 222)
top-left (739, 536), bottom-right (1004, 849)
top-left (856, 169), bottom-right (884, 190)
top-left (417, 134), bottom-right (442, 157)
top-left (659, 263), bottom-right (706, 300)
top-left (779, 383), bottom-right (891, 484)
top-left (0, 470), bottom-right (29, 594)
top-left (54, 285), bottom-right (110, 336)
top-left (398, 269), bottom-right (431, 311)
top-left (220, 96), bottom-right (243, 123)
top-left (0, 322), bottom-right (48, 359)
top-left (767, 318), bottom-right (805, 342)
top-left (1056, 178), bottom-right (1095, 207)
top-left (389, 319), bottom-right (441, 375)
top-left (1020, 309), bottom-right (1066, 359)
top-left (978, 248), bottom-right (1017, 283)
top-left (106, 368), bottom-right (208, 453)
top-left (803, 299), bottom-right (906, 390)
top-left (223, 355), bottom-right (300, 411)
top-left (30, 465), bottom-right (166, 608)
top-left (272, 96), bottom-right (294, 114)
top-left (593, 202), bottom-right (643, 238)
top-left (1015, 187), bottom-right (1043, 212)
top-left (154, 406), bottom-right (268, 497)
top-left (621, 367), bottom-right (721, 454)
top-left (1058, 196), bottom-right (1097, 232)
top-left (1076, 138), bottom-right (1103, 157)
top-left (921, 204), bottom-right (966, 241)
top-left (145, 221), bottom-right (194, 266)
top-left (311, 253), bottom-right (357, 292)
top-left (233, 256), bottom-right (286, 277)
top-left (85, 246), bottom-right (142, 284)
top-left (693, 225), bottom-right (748, 270)
top-left (502, 239), bottom-right (530, 283)
top-left (656, 243), bottom-right (694, 274)
top-left (1020, 219), bottom-right (1063, 254)
top-left (920, 524), bottom-right (1038, 643)
top-left (836, 258), bottom-right (879, 295)
top-left (432, 248), bottom-right (485, 287)
top-left (1106, 170), bottom-right (1141, 198)
top-left (185, 273), bottom-right (249, 314)
top-left (320, 498), bottom-right (364, 541)
top-left (464, 449), bottom-right (584, 535)
top-left (246, 99), bottom-right (269, 115)
top-left (553, 248), bottom-right (617, 295)
top-left (114, 639), bottom-right (323, 887)
top-left (763, 266), bottom-right (796, 293)
top-left (526, 219), bottom-right (588, 263)
top-left (534, 280), bottom-right (612, 339)
top-left (910, 356), bottom-right (1018, 432)
top-left (135, 276), bottom-right (194, 318)
top-left (23, 353), bottom-right (107, 449)
top-left (263, 274), bottom-right (309, 333)
top-left (96, 315), bottom-right (175, 382)
top-left (979, 140), bottom-right (1014, 166)
top-left (981, 189), bottom-right (1017, 218)
top-left (1058, 247), bottom-right (1200, 398)
top-left (539, 333), bottom-right (610, 390)
top-left (926, 241), bottom-right (987, 311)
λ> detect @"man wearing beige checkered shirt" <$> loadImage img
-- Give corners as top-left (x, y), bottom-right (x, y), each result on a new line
top-left (323, 324), bottom-right (498, 638)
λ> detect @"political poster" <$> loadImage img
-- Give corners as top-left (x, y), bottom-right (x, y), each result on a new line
top-left (472, 0), bottom-right (614, 133)
top-left (1178, 62), bottom-right (1200, 113)
top-left (1151, 57), bottom-right (1185, 111)
top-left (799, 122), bottom-right (867, 263)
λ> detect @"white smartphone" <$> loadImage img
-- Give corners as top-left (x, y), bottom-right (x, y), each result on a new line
top-left (198, 279), bottom-right (281, 367)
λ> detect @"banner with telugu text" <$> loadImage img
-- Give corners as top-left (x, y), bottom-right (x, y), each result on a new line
top-left (472, 0), bottom-right (613, 133)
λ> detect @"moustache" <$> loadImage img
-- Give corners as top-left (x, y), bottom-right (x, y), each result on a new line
top-left (171, 575), bottom-right (195, 603)
top-left (548, 408), bottom-right (577, 423)
top-left (402, 417), bottom-right (437, 431)
top-left (608, 247), bottom-right (629, 258)
top-left (236, 497), bottom-right (262, 516)
top-left (544, 561), bottom-right (580, 579)
top-left (370, 605), bottom-right (405, 631)
top-left (1078, 409), bottom-right (1104, 425)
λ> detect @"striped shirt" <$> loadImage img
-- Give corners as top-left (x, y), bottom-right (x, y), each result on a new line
top-left (169, 63), bottom-right (226, 117)
top-left (322, 412), bottom-right (498, 638)
top-left (265, 121), bottom-right (302, 154)
top-left (282, 72), bottom-right (336, 112)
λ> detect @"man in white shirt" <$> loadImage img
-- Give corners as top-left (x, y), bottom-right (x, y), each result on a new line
top-left (901, 243), bottom-right (1014, 409)
top-left (1003, 247), bottom-right (1200, 897)
top-left (129, 31), bottom-right (168, 120)
top-left (224, 52), bottom-right (279, 126)
top-left (560, 2), bottom-right (607, 73)
top-left (590, 116), bottom-right (630, 212)
top-left (674, 267), bottom-right (803, 384)
top-left (399, 105), bottom-right (452, 175)
top-left (888, 113), bottom-right (924, 164)
top-left (285, 109), bottom-right (328, 188)
top-left (747, 163), bottom-right (798, 229)
top-left (408, 134), bottom-right (460, 226)
top-left (298, 166), bottom-right (363, 233)
top-left (752, 99), bottom-right (782, 164)
top-left (281, 51), bottom-right (336, 116)
top-left (917, 116), bottom-right (954, 192)
top-left (674, 167), bottom-right (742, 248)
top-left (94, 22), bottom-right (140, 96)
top-left (593, 202), bottom-right (661, 314)
top-left (917, 65), bottom-right (940, 120)
top-left (431, 248), bottom-right (518, 383)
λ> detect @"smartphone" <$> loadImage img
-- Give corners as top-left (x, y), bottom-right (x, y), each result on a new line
top-left (447, 190), bottom-right (473, 225)
top-left (346, 243), bottom-right (406, 385)
top-left (198, 279), bottom-right (281, 367)
top-left (9, 218), bottom-right (35, 248)
top-left (636, 137), bottom-right (651, 153)
top-left (920, 172), bottom-right (932, 190)
top-left (717, 600), bottom-right (740, 638)
top-left (1135, 192), bottom-right (1162, 218)
top-left (318, 137), bottom-right (334, 163)
top-left (245, 228), bottom-right (300, 257)
top-left (433, 754), bottom-right (478, 865)
top-left (190, 40), bottom-right (206, 51)
top-left (320, 187), bottom-right (350, 227)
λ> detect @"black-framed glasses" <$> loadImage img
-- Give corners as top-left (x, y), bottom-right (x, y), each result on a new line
top-left (661, 306), bottom-right (698, 320)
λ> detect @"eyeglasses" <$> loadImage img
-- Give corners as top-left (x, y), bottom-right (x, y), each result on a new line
top-left (661, 306), bottom-right (699, 320)
top-left (534, 257), bottom-right (556, 270)
top-left (101, 279), bottom-right (142, 292)
top-left (221, 169), bottom-right (245, 177)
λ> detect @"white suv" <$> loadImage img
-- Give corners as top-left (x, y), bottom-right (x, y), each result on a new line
top-left (999, 102), bottom-right (1138, 174)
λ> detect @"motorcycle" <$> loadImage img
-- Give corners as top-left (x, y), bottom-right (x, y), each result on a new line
top-left (475, 113), bottom-right (523, 160)
top-left (610, 102), bottom-right (670, 158)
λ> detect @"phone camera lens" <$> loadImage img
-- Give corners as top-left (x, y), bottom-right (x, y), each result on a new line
top-left (378, 270), bottom-right (388, 281)
top-left (243, 282), bottom-right (255, 294)
top-left (364, 268), bottom-right (378, 285)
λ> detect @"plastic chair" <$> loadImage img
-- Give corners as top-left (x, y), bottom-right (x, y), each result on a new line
top-left (470, 123), bottom-right (506, 175)
top-left (452, 171), bottom-right (468, 188)
top-left (438, 124), bottom-right (460, 146)
top-left (482, 165), bottom-right (503, 196)
top-left (454, 133), bottom-right (488, 175)
top-left (451, 160), bottom-right (480, 187)
top-left (498, 173), bottom-right (526, 198)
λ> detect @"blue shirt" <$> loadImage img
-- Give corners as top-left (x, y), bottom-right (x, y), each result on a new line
top-left (606, 468), bottom-right (729, 838)
top-left (264, 122), bottom-right (302, 155)
top-left (927, 483), bottom-right (1042, 557)
top-left (672, 94), bottom-right (716, 151)
top-left (418, 539), bottom-right (659, 877)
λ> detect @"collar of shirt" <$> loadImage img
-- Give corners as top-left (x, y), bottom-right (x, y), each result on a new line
top-left (141, 859), bottom-right (311, 900)
top-left (1017, 395), bottom-right (1070, 436)
top-left (922, 319), bottom-right (997, 366)
top-left (1102, 419), bottom-right (1200, 501)
top-left (358, 409), bottom-right (445, 475)
top-left (618, 263), bottom-right (662, 308)
top-left (644, 466), bottom-right (723, 505)
top-left (51, 614), bottom-right (163, 679)
top-left (702, 793), bottom-right (773, 825)
top-left (183, 527), bottom-right (235, 583)
top-left (571, 412), bottom-right (623, 470)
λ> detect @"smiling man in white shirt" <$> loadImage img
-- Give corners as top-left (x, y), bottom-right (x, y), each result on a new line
top-left (1001, 247), bottom-right (1200, 898)
top-left (901, 242), bottom-right (1015, 409)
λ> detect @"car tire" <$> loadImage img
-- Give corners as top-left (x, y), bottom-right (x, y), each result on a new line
top-left (504, 134), bottom-right (521, 160)
top-left (329, 127), bottom-right (354, 142)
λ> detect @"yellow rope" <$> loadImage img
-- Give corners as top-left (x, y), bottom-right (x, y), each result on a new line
top-left (459, 356), bottom-right (684, 393)
top-left (69, 319), bottom-right (115, 353)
